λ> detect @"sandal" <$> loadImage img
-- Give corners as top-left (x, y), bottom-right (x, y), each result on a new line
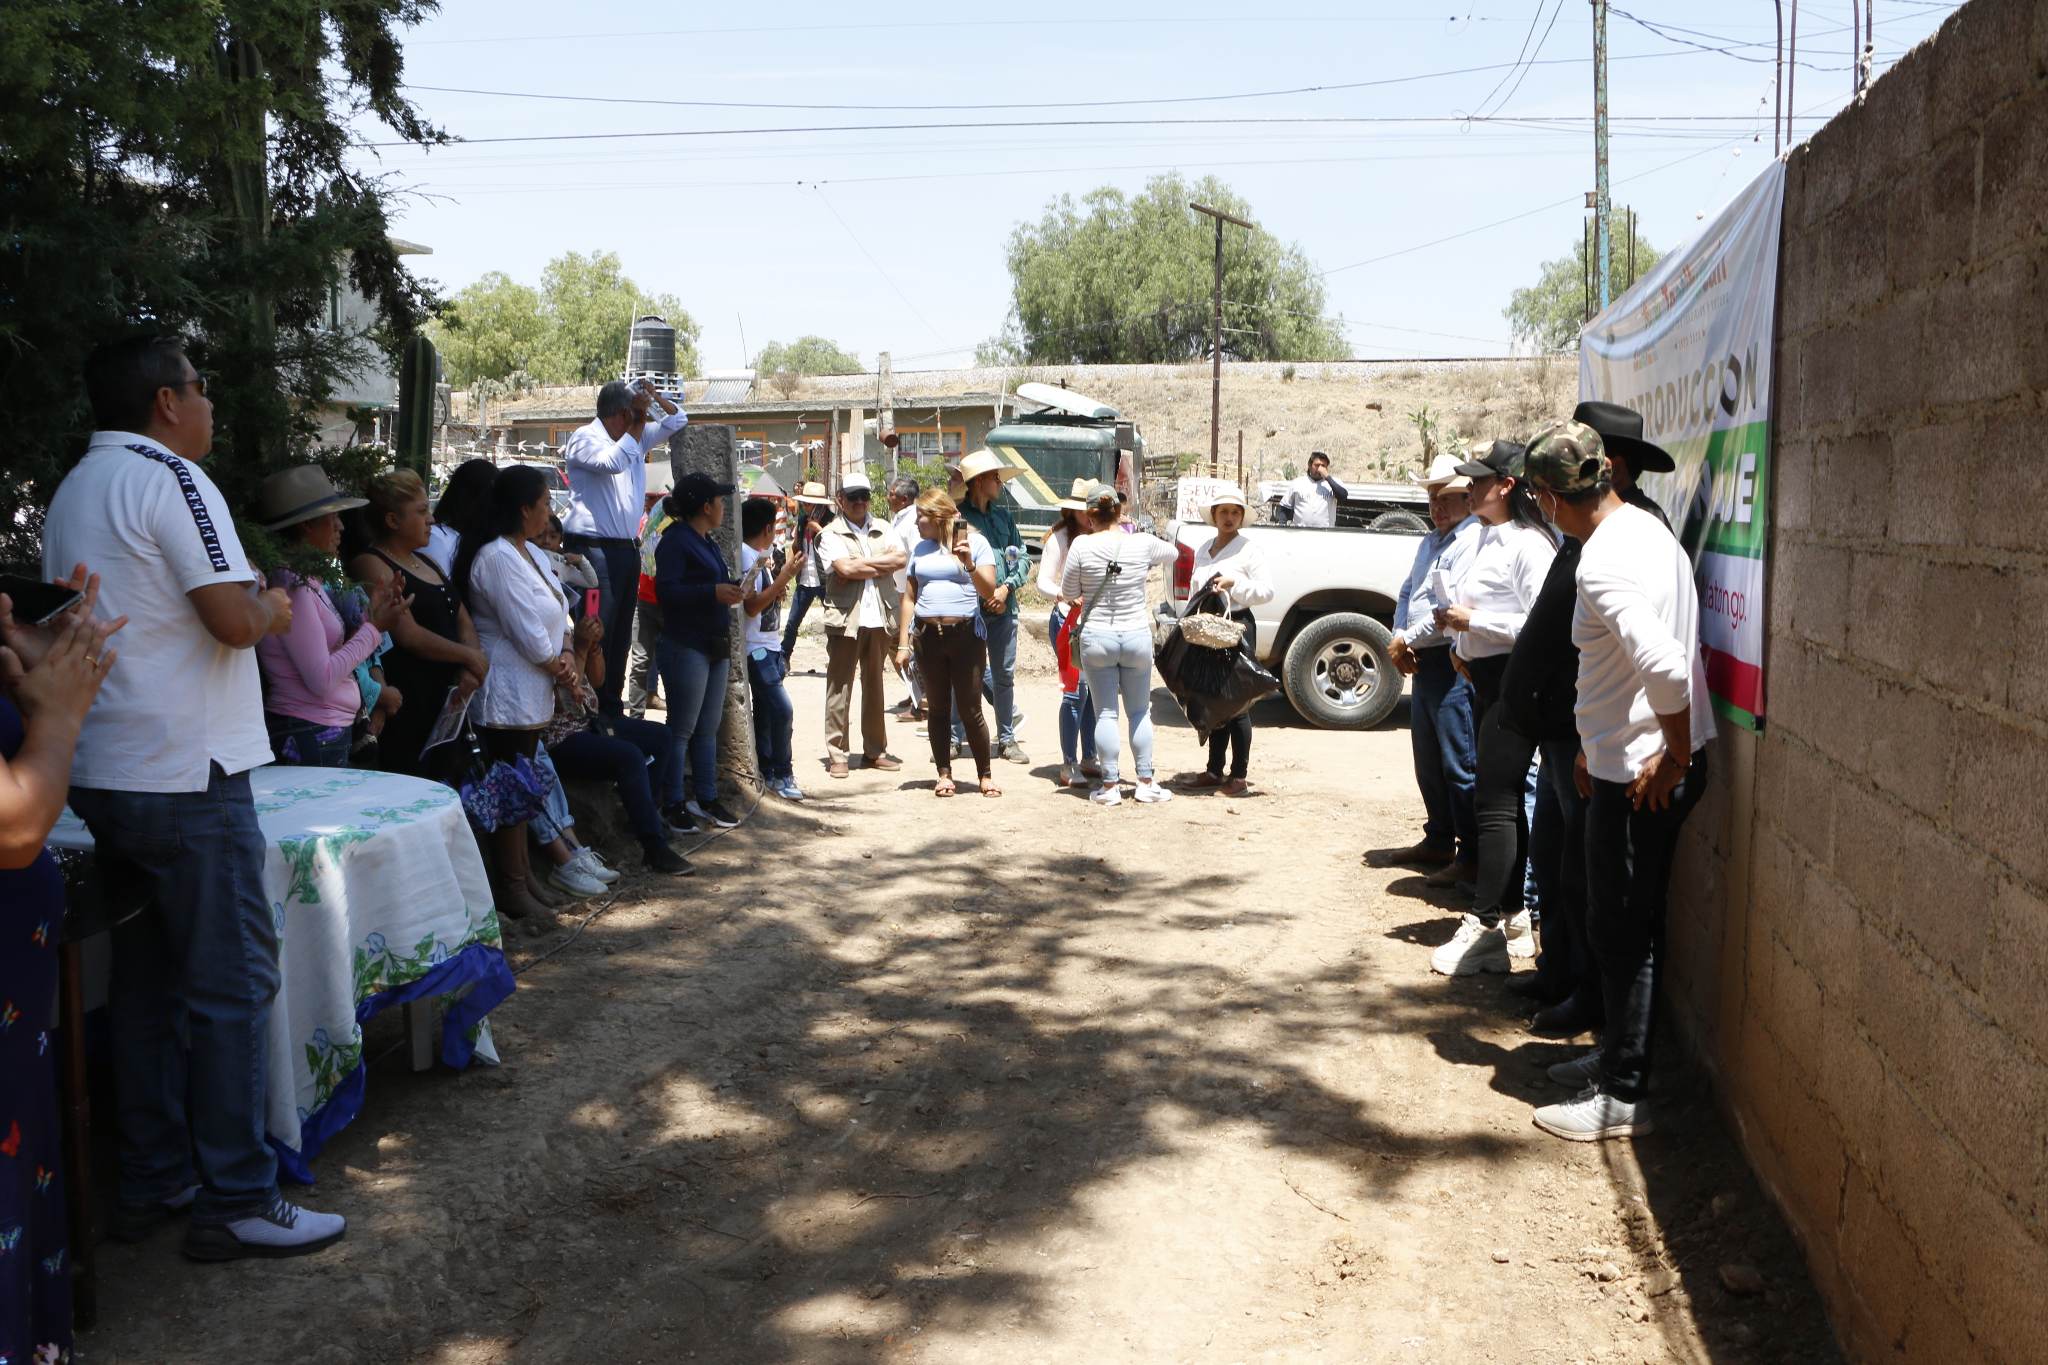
top-left (934, 774), bottom-right (957, 798)
top-left (979, 775), bottom-right (1002, 798)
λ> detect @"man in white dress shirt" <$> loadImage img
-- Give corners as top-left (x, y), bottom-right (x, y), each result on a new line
top-left (1277, 450), bottom-right (1349, 528)
top-left (561, 378), bottom-right (688, 715)
top-left (1522, 420), bottom-right (1714, 1143)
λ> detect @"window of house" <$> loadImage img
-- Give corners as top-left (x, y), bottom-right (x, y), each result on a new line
top-left (897, 427), bottom-right (964, 460)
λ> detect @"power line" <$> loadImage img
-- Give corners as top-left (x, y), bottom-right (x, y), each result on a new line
top-left (807, 184), bottom-right (947, 346)
top-left (1466, 1), bottom-right (1553, 119)
top-left (1484, 0), bottom-right (1568, 117)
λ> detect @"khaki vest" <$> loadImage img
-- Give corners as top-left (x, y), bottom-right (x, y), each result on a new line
top-left (818, 515), bottom-right (903, 634)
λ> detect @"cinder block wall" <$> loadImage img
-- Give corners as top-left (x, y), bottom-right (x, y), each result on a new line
top-left (1663, 2), bottom-right (2048, 1361)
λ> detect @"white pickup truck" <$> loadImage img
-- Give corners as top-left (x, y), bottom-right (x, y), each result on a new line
top-left (1165, 515), bottom-right (1426, 730)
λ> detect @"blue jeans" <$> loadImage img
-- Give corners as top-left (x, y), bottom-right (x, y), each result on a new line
top-left (549, 717), bottom-right (670, 841)
top-left (69, 766), bottom-right (282, 1222)
top-left (1051, 605), bottom-right (1097, 765)
top-left (780, 583), bottom-right (824, 662)
top-left (529, 745), bottom-right (574, 844)
top-left (1079, 626), bottom-right (1156, 783)
top-left (264, 712), bottom-right (351, 769)
top-left (655, 637), bottom-right (728, 805)
top-left (953, 608), bottom-right (1020, 746)
top-left (1408, 647), bottom-right (1477, 856)
top-left (748, 647), bottom-right (795, 782)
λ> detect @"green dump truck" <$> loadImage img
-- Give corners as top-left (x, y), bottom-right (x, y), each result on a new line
top-left (982, 383), bottom-right (1147, 545)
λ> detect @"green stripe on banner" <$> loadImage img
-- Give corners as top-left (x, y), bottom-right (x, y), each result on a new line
top-left (1696, 420), bottom-right (1770, 558)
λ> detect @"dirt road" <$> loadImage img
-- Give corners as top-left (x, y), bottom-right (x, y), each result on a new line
top-left (85, 658), bottom-right (1840, 1364)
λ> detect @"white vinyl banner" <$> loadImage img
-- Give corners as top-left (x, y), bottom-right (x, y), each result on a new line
top-left (1579, 159), bottom-right (1785, 729)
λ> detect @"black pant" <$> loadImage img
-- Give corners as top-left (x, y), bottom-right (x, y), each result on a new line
top-left (1586, 749), bottom-right (1710, 1100)
top-left (1527, 736), bottom-right (1592, 997)
top-left (565, 535), bottom-right (639, 716)
top-left (914, 618), bottom-right (991, 778)
top-left (1464, 654), bottom-right (1526, 921)
top-left (1203, 610), bottom-right (1257, 779)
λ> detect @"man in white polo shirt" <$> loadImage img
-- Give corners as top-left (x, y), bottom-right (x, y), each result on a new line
top-left (1520, 419), bottom-right (1714, 1144)
top-left (43, 335), bottom-right (347, 1260)
top-left (561, 378), bottom-right (688, 716)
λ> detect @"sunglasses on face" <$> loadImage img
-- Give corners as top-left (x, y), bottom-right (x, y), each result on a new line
top-left (843, 491), bottom-right (871, 502)
top-left (174, 373), bottom-right (209, 398)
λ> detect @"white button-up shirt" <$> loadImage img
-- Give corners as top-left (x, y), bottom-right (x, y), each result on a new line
top-left (1447, 520), bottom-right (1557, 661)
top-left (467, 537), bottom-right (571, 728)
top-left (561, 407), bottom-right (689, 540)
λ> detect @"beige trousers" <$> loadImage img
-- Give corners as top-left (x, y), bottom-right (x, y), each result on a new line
top-left (824, 626), bottom-right (892, 761)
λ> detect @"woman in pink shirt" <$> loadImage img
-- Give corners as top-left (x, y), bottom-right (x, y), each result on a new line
top-left (252, 468), bottom-right (409, 767)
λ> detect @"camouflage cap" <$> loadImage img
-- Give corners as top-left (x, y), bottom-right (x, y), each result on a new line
top-left (1522, 420), bottom-right (1611, 495)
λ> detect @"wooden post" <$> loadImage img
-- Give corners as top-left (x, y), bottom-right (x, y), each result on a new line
top-left (1236, 429), bottom-right (1244, 489)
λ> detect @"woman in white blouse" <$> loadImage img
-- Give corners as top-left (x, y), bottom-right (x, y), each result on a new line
top-left (1059, 484), bottom-right (1180, 808)
top-left (1182, 486), bottom-right (1275, 795)
top-left (1431, 440), bottom-right (1558, 975)
top-left (452, 464), bottom-right (575, 924)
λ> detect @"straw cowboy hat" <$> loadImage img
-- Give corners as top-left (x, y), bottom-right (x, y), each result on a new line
top-left (956, 450), bottom-right (1022, 485)
top-left (1409, 453), bottom-right (1473, 491)
top-left (255, 465), bottom-right (366, 531)
top-left (1203, 485), bottom-right (1250, 525)
top-left (1057, 476), bottom-right (1093, 512)
top-left (792, 481), bottom-right (835, 505)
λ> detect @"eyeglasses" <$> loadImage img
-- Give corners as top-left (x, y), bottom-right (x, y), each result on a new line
top-left (174, 373), bottom-right (208, 398)
top-left (843, 491), bottom-right (871, 501)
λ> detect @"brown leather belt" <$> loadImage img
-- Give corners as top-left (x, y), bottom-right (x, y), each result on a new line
top-left (917, 615), bottom-right (975, 629)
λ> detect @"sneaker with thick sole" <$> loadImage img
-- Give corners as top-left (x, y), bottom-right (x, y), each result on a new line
top-left (773, 778), bottom-right (807, 802)
top-left (183, 1195), bottom-right (346, 1262)
top-left (1546, 1048), bottom-right (1605, 1089)
top-left (1532, 1086), bottom-right (1652, 1142)
top-left (571, 849), bottom-right (620, 885)
top-left (1089, 782), bottom-right (1123, 807)
top-left (1503, 908), bottom-right (1537, 959)
top-left (110, 1184), bottom-right (200, 1243)
top-left (1133, 779), bottom-right (1175, 804)
top-left (998, 740), bottom-right (1031, 765)
top-left (1430, 914), bottom-right (1512, 976)
top-left (546, 863), bottom-right (607, 898)
top-left (685, 798), bottom-right (740, 830)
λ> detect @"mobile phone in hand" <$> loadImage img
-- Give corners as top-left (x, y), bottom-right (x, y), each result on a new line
top-left (0, 575), bottom-right (84, 627)
top-left (949, 517), bottom-right (970, 547)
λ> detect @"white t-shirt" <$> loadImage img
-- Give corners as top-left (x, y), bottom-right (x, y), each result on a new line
top-left (1573, 504), bottom-right (1719, 782)
top-left (739, 543), bottom-right (786, 653)
top-left (423, 522), bottom-right (460, 575)
top-left (42, 432), bottom-right (272, 792)
top-left (1059, 529), bottom-right (1179, 634)
top-left (1282, 475), bottom-right (1340, 528)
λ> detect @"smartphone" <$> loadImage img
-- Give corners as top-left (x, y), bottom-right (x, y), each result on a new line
top-left (949, 517), bottom-right (970, 547)
top-left (583, 588), bottom-right (601, 620)
top-left (0, 575), bottom-right (83, 626)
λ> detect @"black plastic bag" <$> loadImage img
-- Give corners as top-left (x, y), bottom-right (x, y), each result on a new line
top-left (1155, 587), bottom-right (1280, 735)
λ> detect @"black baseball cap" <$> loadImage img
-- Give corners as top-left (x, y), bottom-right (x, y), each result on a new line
top-left (670, 471), bottom-right (736, 512)
top-left (1453, 439), bottom-right (1527, 480)
top-left (1572, 400), bottom-right (1675, 473)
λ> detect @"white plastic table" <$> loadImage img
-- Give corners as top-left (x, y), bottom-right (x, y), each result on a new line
top-left (50, 766), bottom-right (514, 1181)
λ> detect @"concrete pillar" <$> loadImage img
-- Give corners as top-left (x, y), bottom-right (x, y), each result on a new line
top-left (668, 423), bottom-right (758, 797)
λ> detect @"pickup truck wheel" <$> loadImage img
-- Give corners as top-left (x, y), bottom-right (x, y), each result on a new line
top-left (1281, 613), bottom-right (1401, 730)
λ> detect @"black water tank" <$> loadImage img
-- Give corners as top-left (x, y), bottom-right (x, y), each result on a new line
top-left (627, 314), bottom-right (677, 374)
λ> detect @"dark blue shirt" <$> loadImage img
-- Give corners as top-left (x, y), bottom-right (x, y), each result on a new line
top-left (654, 521), bottom-right (734, 654)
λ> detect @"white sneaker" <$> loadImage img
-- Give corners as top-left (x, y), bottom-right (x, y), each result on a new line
top-left (773, 778), bottom-right (807, 802)
top-left (547, 862), bottom-right (608, 897)
top-left (1089, 782), bottom-right (1123, 807)
top-left (1546, 1048), bottom-right (1604, 1089)
top-left (1504, 908), bottom-right (1536, 959)
top-left (571, 849), bottom-right (620, 885)
top-left (184, 1195), bottom-right (346, 1261)
top-left (1133, 779), bottom-right (1174, 804)
top-left (1532, 1086), bottom-right (1653, 1142)
top-left (1430, 914), bottom-right (1511, 976)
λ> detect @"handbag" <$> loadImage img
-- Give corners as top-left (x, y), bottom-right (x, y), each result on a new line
top-left (1178, 592), bottom-right (1247, 650)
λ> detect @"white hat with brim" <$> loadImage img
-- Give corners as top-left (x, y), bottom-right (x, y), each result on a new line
top-left (793, 481), bottom-right (835, 505)
top-left (957, 450), bottom-right (1021, 485)
top-left (1056, 476), bottom-right (1092, 512)
top-left (1203, 486), bottom-right (1250, 525)
top-left (840, 471), bottom-right (873, 493)
top-left (1410, 454), bottom-right (1472, 491)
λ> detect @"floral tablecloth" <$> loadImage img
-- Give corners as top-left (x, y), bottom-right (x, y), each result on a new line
top-left (50, 766), bottom-right (514, 1182)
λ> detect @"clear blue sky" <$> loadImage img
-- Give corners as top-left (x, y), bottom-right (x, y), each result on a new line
top-left (352, 1), bottom-right (1956, 370)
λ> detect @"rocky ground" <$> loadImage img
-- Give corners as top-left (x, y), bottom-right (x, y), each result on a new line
top-left (82, 655), bottom-right (1840, 1364)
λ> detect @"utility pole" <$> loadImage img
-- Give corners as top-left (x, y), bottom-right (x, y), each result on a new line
top-left (1591, 0), bottom-right (1613, 313)
top-left (1191, 201), bottom-right (1255, 476)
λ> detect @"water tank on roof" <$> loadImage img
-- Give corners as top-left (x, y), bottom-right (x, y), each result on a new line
top-left (627, 315), bottom-right (677, 376)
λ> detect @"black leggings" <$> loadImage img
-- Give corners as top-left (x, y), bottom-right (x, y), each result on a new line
top-left (914, 619), bottom-right (991, 778)
top-left (1202, 610), bottom-right (1257, 779)
top-left (1462, 654), bottom-right (1529, 919)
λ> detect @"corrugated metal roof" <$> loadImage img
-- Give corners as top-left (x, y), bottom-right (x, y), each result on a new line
top-left (695, 370), bottom-right (755, 404)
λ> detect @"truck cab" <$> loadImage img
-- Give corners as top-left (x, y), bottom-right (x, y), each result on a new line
top-left (982, 383), bottom-right (1146, 543)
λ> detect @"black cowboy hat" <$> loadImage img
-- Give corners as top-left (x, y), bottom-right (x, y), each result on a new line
top-left (1572, 400), bottom-right (1675, 473)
